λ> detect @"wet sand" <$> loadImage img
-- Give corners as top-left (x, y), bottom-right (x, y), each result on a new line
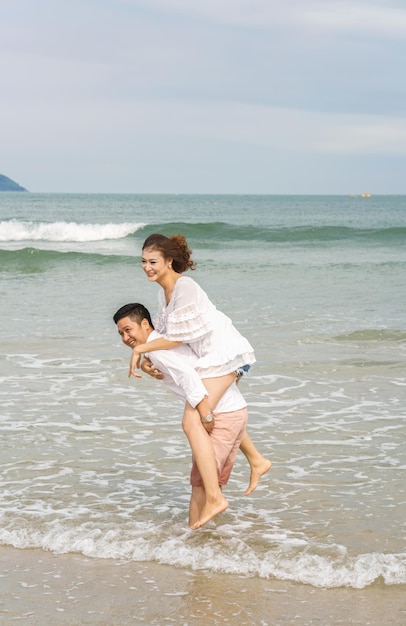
top-left (0, 546), bottom-right (404, 625)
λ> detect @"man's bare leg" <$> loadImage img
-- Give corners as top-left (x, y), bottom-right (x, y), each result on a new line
top-left (239, 431), bottom-right (272, 495)
top-left (190, 493), bottom-right (227, 530)
top-left (183, 374), bottom-right (236, 529)
top-left (186, 373), bottom-right (271, 526)
top-left (189, 485), bottom-right (206, 528)
top-left (182, 404), bottom-right (228, 529)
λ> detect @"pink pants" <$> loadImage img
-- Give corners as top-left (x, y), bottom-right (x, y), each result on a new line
top-left (190, 407), bottom-right (248, 487)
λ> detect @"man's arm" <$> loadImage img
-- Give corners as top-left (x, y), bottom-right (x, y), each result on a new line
top-left (141, 357), bottom-right (164, 379)
top-left (148, 349), bottom-right (214, 431)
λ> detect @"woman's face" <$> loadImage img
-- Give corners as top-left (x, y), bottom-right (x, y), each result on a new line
top-left (141, 247), bottom-right (172, 283)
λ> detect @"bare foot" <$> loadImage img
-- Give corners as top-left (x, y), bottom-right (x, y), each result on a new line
top-left (190, 496), bottom-right (229, 530)
top-left (244, 458), bottom-right (272, 496)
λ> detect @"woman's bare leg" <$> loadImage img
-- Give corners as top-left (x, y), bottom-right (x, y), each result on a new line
top-left (184, 373), bottom-right (271, 528)
top-left (201, 373), bottom-right (236, 411)
top-left (239, 432), bottom-right (272, 495)
top-left (203, 374), bottom-right (272, 496)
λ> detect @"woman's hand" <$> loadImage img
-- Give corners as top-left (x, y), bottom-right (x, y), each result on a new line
top-left (128, 348), bottom-right (143, 378)
top-left (142, 357), bottom-right (164, 380)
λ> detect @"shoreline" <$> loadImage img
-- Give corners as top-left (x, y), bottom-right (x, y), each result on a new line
top-left (1, 546), bottom-right (404, 625)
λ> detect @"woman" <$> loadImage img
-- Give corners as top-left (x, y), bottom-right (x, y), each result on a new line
top-left (131, 233), bottom-right (271, 528)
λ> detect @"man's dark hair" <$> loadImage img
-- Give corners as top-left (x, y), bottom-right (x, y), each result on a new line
top-left (113, 303), bottom-right (154, 328)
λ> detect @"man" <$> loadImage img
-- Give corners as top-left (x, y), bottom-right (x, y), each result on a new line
top-left (113, 303), bottom-right (248, 529)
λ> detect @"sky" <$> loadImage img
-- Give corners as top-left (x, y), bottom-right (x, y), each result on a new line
top-left (1, 0), bottom-right (406, 194)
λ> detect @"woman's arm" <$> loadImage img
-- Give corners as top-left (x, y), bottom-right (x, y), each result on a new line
top-left (129, 337), bottom-right (181, 377)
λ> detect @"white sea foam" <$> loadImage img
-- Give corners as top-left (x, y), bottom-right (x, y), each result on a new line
top-left (0, 220), bottom-right (145, 242)
top-left (0, 521), bottom-right (404, 589)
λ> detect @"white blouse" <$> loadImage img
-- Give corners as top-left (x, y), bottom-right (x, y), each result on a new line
top-left (153, 276), bottom-right (256, 378)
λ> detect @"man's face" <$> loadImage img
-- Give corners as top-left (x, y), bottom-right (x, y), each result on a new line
top-left (116, 316), bottom-right (150, 349)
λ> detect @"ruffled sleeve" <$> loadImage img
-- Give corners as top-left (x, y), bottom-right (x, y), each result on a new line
top-left (153, 277), bottom-right (214, 342)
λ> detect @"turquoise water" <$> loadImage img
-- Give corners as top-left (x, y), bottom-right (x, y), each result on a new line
top-left (0, 193), bottom-right (405, 588)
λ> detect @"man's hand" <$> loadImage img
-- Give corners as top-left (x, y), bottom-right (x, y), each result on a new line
top-left (201, 416), bottom-right (215, 433)
top-left (142, 357), bottom-right (164, 380)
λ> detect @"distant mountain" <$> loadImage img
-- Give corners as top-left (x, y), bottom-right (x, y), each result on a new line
top-left (0, 174), bottom-right (28, 191)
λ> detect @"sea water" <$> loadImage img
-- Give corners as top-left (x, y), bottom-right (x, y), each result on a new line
top-left (0, 193), bottom-right (405, 589)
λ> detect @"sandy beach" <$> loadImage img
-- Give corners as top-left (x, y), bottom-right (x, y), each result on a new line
top-left (0, 546), bottom-right (404, 625)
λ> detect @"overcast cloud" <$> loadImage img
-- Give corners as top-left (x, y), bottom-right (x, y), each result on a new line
top-left (1, 0), bottom-right (405, 193)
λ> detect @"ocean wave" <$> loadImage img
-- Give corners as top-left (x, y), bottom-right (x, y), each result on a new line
top-left (333, 329), bottom-right (406, 343)
top-left (0, 247), bottom-right (131, 273)
top-left (1, 219), bottom-right (405, 245)
top-left (0, 219), bottom-right (145, 242)
top-left (0, 521), bottom-right (404, 589)
top-left (140, 222), bottom-right (406, 244)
